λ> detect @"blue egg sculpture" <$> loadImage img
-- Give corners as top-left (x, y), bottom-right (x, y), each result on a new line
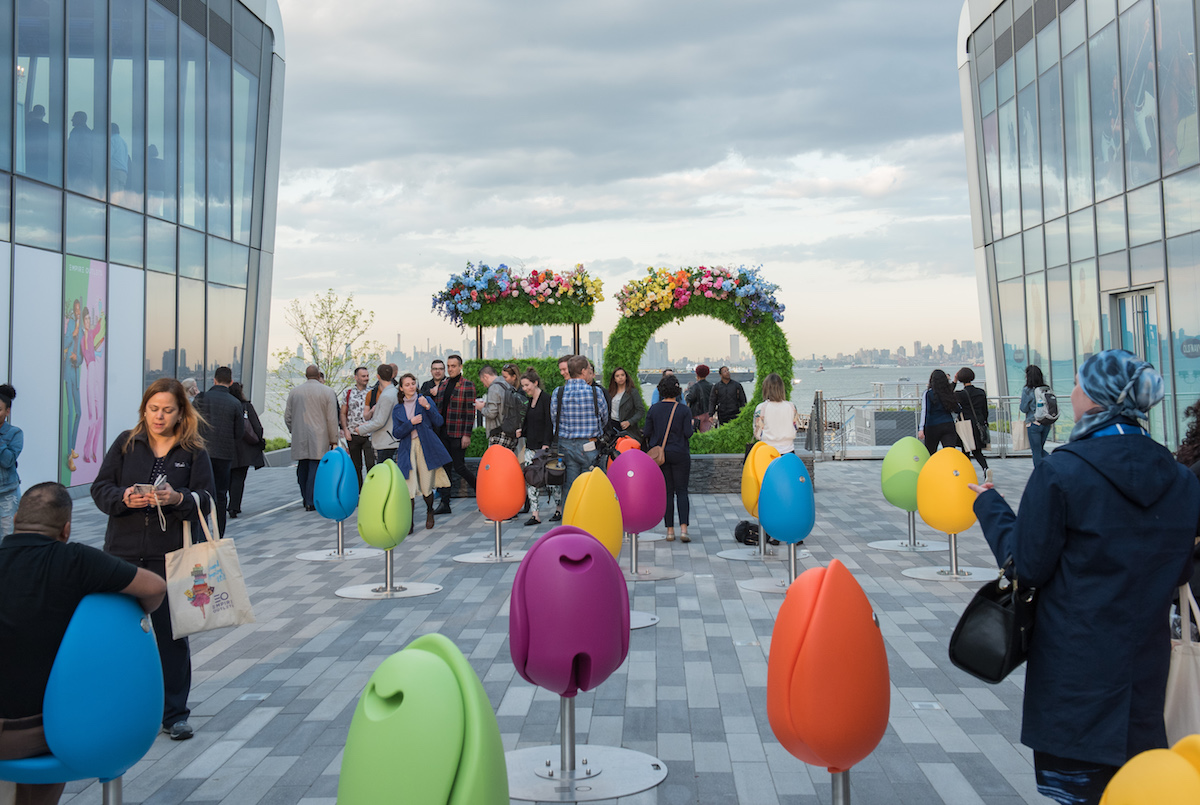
top-left (758, 453), bottom-right (816, 545)
top-left (314, 447), bottom-right (359, 522)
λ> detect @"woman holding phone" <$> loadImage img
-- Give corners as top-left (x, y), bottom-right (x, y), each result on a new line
top-left (91, 378), bottom-right (216, 742)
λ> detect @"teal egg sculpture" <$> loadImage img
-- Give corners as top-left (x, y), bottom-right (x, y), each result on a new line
top-left (758, 453), bottom-right (816, 545)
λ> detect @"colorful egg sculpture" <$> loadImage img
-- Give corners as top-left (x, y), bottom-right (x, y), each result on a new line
top-left (741, 441), bottom-right (782, 517)
top-left (562, 467), bottom-right (624, 558)
top-left (510, 528), bottom-right (630, 698)
top-left (1100, 735), bottom-right (1200, 805)
top-left (880, 437), bottom-right (929, 513)
top-left (916, 447), bottom-right (978, 534)
top-left (757, 452), bottom-right (815, 545)
top-left (313, 447), bottom-right (359, 522)
top-left (607, 449), bottom-right (665, 537)
top-left (605, 435), bottom-right (642, 471)
top-left (767, 559), bottom-right (890, 773)
top-left (476, 445), bottom-right (526, 522)
top-left (357, 460), bottom-right (410, 550)
top-left (338, 633), bottom-right (509, 805)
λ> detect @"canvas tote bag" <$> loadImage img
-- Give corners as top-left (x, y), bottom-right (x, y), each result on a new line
top-left (1012, 421), bottom-right (1029, 451)
top-left (955, 413), bottom-right (977, 452)
top-left (1166, 584), bottom-right (1200, 745)
top-left (165, 492), bottom-right (256, 639)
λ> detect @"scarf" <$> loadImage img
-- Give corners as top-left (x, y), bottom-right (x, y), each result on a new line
top-left (1070, 349), bottom-right (1164, 441)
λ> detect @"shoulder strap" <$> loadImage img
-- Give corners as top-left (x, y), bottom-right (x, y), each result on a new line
top-left (553, 386), bottom-right (563, 442)
top-left (663, 401), bottom-right (678, 441)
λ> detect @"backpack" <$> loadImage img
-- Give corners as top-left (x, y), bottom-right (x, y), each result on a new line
top-left (734, 520), bottom-right (760, 546)
top-left (1034, 386), bottom-right (1059, 424)
top-left (496, 383), bottom-right (527, 437)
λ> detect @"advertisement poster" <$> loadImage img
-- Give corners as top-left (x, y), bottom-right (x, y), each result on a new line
top-left (60, 257), bottom-right (107, 486)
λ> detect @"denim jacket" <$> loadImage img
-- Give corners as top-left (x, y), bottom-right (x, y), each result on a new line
top-left (0, 421), bottom-right (23, 496)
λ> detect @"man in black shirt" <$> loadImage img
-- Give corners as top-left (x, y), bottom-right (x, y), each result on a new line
top-left (193, 365), bottom-right (243, 535)
top-left (419, 359), bottom-right (446, 397)
top-left (0, 483), bottom-right (165, 804)
top-left (709, 365), bottom-right (747, 427)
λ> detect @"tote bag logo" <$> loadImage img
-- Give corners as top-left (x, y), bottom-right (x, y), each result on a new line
top-left (183, 563), bottom-right (215, 618)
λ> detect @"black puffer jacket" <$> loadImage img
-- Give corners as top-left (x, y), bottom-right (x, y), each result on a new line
top-left (91, 431), bottom-right (216, 561)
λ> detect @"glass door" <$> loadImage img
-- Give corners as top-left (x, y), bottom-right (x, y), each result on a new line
top-left (1113, 289), bottom-right (1165, 440)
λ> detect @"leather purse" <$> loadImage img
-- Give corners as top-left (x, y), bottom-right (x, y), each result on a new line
top-left (948, 560), bottom-right (1037, 684)
top-left (646, 402), bottom-right (678, 466)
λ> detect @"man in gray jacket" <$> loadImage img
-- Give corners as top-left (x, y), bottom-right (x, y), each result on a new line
top-left (284, 365), bottom-right (339, 511)
top-left (355, 364), bottom-right (399, 463)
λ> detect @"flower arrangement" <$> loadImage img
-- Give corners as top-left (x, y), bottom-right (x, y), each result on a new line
top-left (432, 262), bottom-right (604, 327)
top-left (615, 265), bottom-right (784, 325)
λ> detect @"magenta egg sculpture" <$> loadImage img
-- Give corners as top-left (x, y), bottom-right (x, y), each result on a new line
top-left (608, 448), bottom-right (666, 535)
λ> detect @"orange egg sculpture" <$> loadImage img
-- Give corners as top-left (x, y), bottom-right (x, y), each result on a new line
top-left (915, 447), bottom-right (978, 535)
top-left (768, 559), bottom-right (889, 773)
top-left (741, 442), bottom-right (781, 517)
top-left (475, 445), bottom-right (526, 523)
top-left (605, 435), bottom-right (642, 471)
top-left (562, 468), bottom-right (624, 558)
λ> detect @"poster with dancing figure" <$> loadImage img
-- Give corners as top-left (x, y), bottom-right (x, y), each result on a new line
top-left (60, 257), bottom-right (107, 486)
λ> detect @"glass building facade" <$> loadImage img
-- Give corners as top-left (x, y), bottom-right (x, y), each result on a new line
top-left (958, 0), bottom-right (1200, 447)
top-left (2, 0), bottom-right (283, 487)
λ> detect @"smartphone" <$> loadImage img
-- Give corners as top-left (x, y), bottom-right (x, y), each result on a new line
top-left (133, 483), bottom-right (158, 495)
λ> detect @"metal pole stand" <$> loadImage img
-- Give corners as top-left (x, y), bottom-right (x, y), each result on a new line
top-left (297, 520), bottom-right (384, 562)
top-left (453, 519), bottom-right (528, 564)
top-left (868, 510), bottom-right (949, 553)
top-left (506, 695), bottom-right (668, 802)
top-left (623, 531), bottom-right (683, 582)
top-left (718, 522), bottom-right (808, 562)
top-left (831, 770), bottom-right (850, 805)
top-left (624, 531), bottom-right (665, 544)
top-left (336, 549), bottom-right (443, 599)
top-left (102, 777), bottom-right (122, 805)
top-left (901, 532), bottom-right (995, 582)
top-left (739, 542), bottom-right (805, 594)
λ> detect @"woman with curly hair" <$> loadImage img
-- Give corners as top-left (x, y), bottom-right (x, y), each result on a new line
top-left (917, 369), bottom-right (961, 454)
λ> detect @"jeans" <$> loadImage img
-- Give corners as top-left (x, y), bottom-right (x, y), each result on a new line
top-left (209, 457), bottom-right (232, 536)
top-left (296, 459), bottom-right (319, 507)
top-left (1028, 422), bottom-right (1048, 469)
top-left (346, 433), bottom-right (375, 487)
top-left (662, 449), bottom-right (691, 527)
top-left (375, 448), bottom-right (397, 464)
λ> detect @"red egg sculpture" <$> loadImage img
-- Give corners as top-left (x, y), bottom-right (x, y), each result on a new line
top-left (475, 445), bottom-right (526, 522)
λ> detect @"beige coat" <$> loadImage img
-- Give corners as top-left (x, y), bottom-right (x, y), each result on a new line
top-left (284, 379), bottom-right (339, 461)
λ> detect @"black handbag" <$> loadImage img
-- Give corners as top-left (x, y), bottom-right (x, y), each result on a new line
top-left (523, 450), bottom-right (565, 488)
top-left (948, 560), bottom-right (1037, 684)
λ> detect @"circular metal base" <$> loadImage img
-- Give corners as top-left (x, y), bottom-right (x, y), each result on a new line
top-left (452, 550), bottom-right (529, 564)
top-left (630, 610), bottom-right (659, 629)
top-left (623, 566), bottom-right (685, 582)
top-left (901, 566), bottom-right (996, 582)
top-left (625, 532), bottom-right (666, 544)
top-left (717, 546), bottom-right (809, 562)
top-left (868, 539), bottom-right (949, 553)
top-left (335, 582), bottom-right (443, 600)
top-left (738, 577), bottom-right (792, 594)
top-left (506, 744), bottom-right (667, 802)
top-left (295, 547), bottom-right (384, 562)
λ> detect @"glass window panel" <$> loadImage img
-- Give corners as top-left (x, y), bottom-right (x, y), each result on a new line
top-left (998, 58), bottom-right (1016, 104)
top-left (232, 242), bottom-right (248, 287)
top-left (1063, 47), bottom-right (1094, 210)
top-left (1090, 24), bottom-right (1124, 201)
top-left (1167, 232), bottom-right (1200, 399)
top-left (66, 0), bottom-right (107, 200)
top-left (207, 235), bottom-right (229, 284)
top-left (146, 218), bottom-right (175, 273)
top-left (997, 0), bottom-right (1014, 30)
top-left (996, 233), bottom-right (1025, 279)
top-left (147, 1), bottom-right (177, 221)
top-left (1073, 258), bottom-right (1103, 360)
top-left (232, 63), bottom-right (258, 244)
top-left (1099, 250), bottom-right (1130, 289)
top-left (1096, 195), bottom-right (1127, 253)
top-left (0, 175), bottom-right (9, 242)
top-left (1047, 265), bottom-right (1077, 395)
top-left (1019, 83), bottom-right (1042, 227)
top-left (978, 45), bottom-right (996, 81)
top-left (110, 0), bottom-right (144, 211)
top-left (999, 277), bottom-right (1029, 392)
top-left (180, 24), bottom-right (205, 230)
top-left (1158, 0), bottom-right (1199, 174)
top-left (206, 284), bottom-right (244, 377)
top-left (1038, 18), bottom-right (1059, 72)
top-left (178, 226), bottom-right (204, 279)
top-left (13, 178), bottom-right (62, 250)
top-left (1131, 241), bottom-right (1165, 283)
top-left (1121, 1), bottom-right (1159, 187)
top-left (980, 73), bottom-right (997, 117)
top-left (1046, 216), bottom-right (1069, 265)
top-left (1000, 99), bottom-right (1021, 234)
top-left (1126, 181), bottom-right (1162, 245)
top-left (1025, 227), bottom-right (1046, 272)
top-left (65, 193), bottom-right (105, 259)
top-left (144, 270), bottom-right (176, 386)
top-left (207, 43), bottom-right (231, 239)
top-left (1027, 271), bottom-right (1050, 368)
top-left (1040, 64), bottom-right (1066, 219)
top-left (1164, 166), bottom-right (1200, 236)
top-left (0, 0), bottom-right (12, 171)
top-left (1069, 207), bottom-right (1096, 258)
top-left (1088, 0), bottom-right (1116, 32)
top-left (17, 0), bottom-right (65, 185)
top-left (983, 112), bottom-right (1003, 236)
top-left (978, 17), bottom-right (994, 49)
top-left (177, 277), bottom-right (205, 384)
top-left (1062, 0), bottom-right (1087, 51)
top-left (108, 206), bottom-right (142, 267)
top-left (1017, 41), bottom-right (1037, 88)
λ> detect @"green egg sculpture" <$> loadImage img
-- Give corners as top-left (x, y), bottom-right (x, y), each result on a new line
top-left (356, 459), bottom-right (411, 550)
top-left (880, 437), bottom-right (930, 513)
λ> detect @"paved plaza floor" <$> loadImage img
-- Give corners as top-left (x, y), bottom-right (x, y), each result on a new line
top-left (59, 457), bottom-right (1046, 805)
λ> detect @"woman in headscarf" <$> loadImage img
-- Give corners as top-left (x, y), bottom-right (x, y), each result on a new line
top-left (969, 350), bottom-right (1199, 805)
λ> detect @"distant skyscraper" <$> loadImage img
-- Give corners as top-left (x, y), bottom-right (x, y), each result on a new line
top-left (588, 330), bottom-right (603, 368)
top-left (914, 341), bottom-right (922, 359)
top-left (532, 325), bottom-right (546, 356)
top-left (730, 334), bottom-right (740, 363)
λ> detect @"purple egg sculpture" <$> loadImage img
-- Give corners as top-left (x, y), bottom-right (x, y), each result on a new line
top-left (608, 448), bottom-right (666, 535)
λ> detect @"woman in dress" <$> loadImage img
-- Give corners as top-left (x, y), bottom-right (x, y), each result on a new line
top-left (752, 373), bottom-right (801, 454)
top-left (917, 369), bottom-right (960, 454)
top-left (0, 385), bottom-right (24, 535)
top-left (1020, 364), bottom-right (1050, 467)
top-left (643, 374), bottom-right (694, 542)
top-left (91, 378), bottom-right (216, 741)
top-left (954, 367), bottom-right (991, 479)
top-left (607, 366), bottom-right (645, 445)
top-left (227, 382), bottom-right (265, 519)
top-left (518, 369), bottom-right (553, 526)
top-left (392, 373), bottom-right (452, 532)
top-left (79, 304), bottom-right (105, 464)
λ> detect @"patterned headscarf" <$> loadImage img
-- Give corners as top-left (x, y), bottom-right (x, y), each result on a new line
top-left (1071, 349), bottom-right (1164, 441)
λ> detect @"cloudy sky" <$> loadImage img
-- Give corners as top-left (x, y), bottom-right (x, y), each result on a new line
top-left (269, 0), bottom-right (981, 363)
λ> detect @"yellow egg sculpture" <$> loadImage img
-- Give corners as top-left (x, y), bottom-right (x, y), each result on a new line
top-left (1100, 735), bottom-right (1200, 805)
top-left (562, 467), bottom-right (624, 559)
top-left (916, 448), bottom-right (978, 535)
top-left (741, 442), bottom-right (781, 517)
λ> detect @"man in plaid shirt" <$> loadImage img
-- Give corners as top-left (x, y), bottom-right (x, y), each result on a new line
top-left (432, 354), bottom-right (477, 515)
top-left (551, 355), bottom-right (609, 499)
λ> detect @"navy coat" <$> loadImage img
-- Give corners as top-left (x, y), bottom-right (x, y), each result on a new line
top-left (974, 429), bottom-right (1198, 767)
top-left (391, 394), bottom-right (452, 479)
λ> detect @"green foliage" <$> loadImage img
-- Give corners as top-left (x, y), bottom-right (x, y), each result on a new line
top-left (603, 295), bottom-right (794, 454)
top-left (265, 437), bottom-right (290, 452)
top-left (460, 357), bottom-right (568, 456)
top-left (462, 296), bottom-right (595, 327)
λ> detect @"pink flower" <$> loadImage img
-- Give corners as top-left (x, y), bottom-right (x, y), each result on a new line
top-left (705, 290), bottom-right (714, 297)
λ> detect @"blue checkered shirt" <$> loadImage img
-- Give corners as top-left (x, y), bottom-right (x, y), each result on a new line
top-left (551, 379), bottom-right (608, 439)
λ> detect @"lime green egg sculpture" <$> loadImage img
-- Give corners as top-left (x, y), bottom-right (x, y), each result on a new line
top-left (880, 437), bottom-right (930, 513)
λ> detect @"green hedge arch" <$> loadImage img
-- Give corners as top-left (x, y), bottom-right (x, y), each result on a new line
top-left (602, 296), bottom-right (794, 454)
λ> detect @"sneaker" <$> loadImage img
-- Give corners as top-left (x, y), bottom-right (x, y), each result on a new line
top-left (164, 721), bottom-right (193, 741)
top-left (984, 468), bottom-right (994, 485)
